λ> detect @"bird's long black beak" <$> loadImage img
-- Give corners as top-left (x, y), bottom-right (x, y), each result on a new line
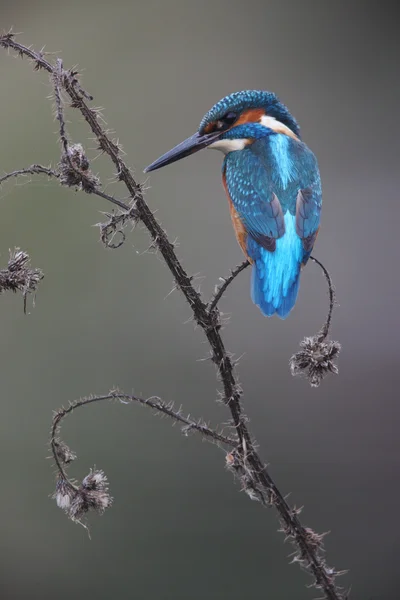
top-left (144, 130), bottom-right (221, 173)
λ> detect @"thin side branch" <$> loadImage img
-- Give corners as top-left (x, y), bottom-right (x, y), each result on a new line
top-left (50, 390), bottom-right (236, 531)
top-left (51, 390), bottom-right (235, 475)
top-left (309, 255), bottom-right (335, 341)
top-left (0, 165), bottom-right (58, 185)
top-left (208, 260), bottom-right (250, 315)
top-left (0, 163), bottom-right (133, 214)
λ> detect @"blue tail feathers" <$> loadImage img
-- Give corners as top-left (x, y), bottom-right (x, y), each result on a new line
top-left (251, 264), bottom-right (300, 318)
top-left (248, 213), bottom-right (304, 319)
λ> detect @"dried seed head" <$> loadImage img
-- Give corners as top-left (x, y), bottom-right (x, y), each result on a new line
top-left (82, 468), bottom-right (108, 491)
top-left (53, 477), bottom-right (76, 511)
top-left (69, 469), bottom-right (112, 522)
top-left (59, 143), bottom-right (99, 192)
top-left (290, 335), bottom-right (341, 388)
top-left (0, 248), bottom-right (44, 311)
top-left (53, 469), bottom-right (112, 526)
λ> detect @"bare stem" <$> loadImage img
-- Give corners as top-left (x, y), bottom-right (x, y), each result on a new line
top-left (310, 255), bottom-right (335, 341)
top-left (0, 165), bottom-right (59, 185)
top-left (92, 189), bottom-right (133, 211)
top-left (0, 162), bottom-right (132, 214)
top-left (208, 260), bottom-right (250, 315)
top-left (51, 390), bottom-right (236, 481)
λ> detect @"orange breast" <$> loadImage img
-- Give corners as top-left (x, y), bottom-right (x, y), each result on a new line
top-left (222, 172), bottom-right (252, 263)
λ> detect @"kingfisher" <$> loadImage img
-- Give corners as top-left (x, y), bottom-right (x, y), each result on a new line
top-left (144, 90), bottom-right (321, 318)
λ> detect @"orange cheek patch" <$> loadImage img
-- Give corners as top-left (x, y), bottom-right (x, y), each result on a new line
top-left (204, 122), bottom-right (216, 134)
top-left (235, 108), bottom-right (265, 126)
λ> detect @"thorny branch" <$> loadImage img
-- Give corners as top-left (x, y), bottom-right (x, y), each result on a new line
top-left (1, 31), bottom-right (344, 600)
top-left (0, 164), bottom-right (58, 185)
top-left (0, 161), bottom-right (135, 213)
top-left (51, 390), bottom-right (236, 530)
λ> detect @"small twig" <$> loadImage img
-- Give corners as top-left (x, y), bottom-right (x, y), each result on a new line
top-left (208, 260), bottom-right (250, 315)
top-left (0, 163), bottom-right (131, 214)
top-left (53, 59), bottom-right (70, 158)
top-left (92, 189), bottom-right (133, 211)
top-left (309, 256), bottom-right (335, 341)
top-left (0, 165), bottom-right (59, 186)
top-left (0, 31), bottom-right (93, 99)
top-left (51, 391), bottom-right (235, 467)
top-left (50, 389), bottom-right (236, 528)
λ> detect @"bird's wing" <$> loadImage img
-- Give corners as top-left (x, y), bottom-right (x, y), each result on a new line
top-left (295, 182), bottom-right (322, 253)
top-left (253, 136), bottom-right (322, 256)
top-left (223, 149), bottom-right (285, 252)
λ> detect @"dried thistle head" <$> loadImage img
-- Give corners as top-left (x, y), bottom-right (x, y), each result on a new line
top-left (53, 468), bottom-right (112, 527)
top-left (70, 469), bottom-right (112, 520)
top-left (59, 143), bottom-right (99, 192)
top-left (290, 335), bottom-right (341, 388)
top-left (53, 477), bottom-right (75, 511)
top-left (0, 248), bottom-right (44, 311)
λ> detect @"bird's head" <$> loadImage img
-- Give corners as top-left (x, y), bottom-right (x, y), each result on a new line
top-left (144, 90), bottom-right (300, 173)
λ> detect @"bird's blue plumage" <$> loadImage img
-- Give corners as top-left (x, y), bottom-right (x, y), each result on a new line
top-left (144, 89), bottom-right (322, 319)
top-left (223, 127), bottom-right (321, 318)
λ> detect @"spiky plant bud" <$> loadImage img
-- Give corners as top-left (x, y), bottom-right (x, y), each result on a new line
top-left (53, 469), bottom-right (112, 526)
top-left (0, 248), bottom-right (43, 311)
top-left (68, 469), bottom-right (112, 522)
top-left (290, 335), bottom-right (341, 387)
top-left (53, 477), bottom-right (75, 511)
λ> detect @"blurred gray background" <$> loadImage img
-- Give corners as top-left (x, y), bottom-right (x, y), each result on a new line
top-left (0, 1), bottom-right (398, 599)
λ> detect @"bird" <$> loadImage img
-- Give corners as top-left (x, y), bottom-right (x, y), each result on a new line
top-left (144, 90), bottom-right (321, 319)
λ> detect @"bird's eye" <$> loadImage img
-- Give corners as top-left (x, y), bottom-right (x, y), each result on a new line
top-left (214, 112), bottom-right (238, 131)
top-left (222, 111), bottom-right (237, 125)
